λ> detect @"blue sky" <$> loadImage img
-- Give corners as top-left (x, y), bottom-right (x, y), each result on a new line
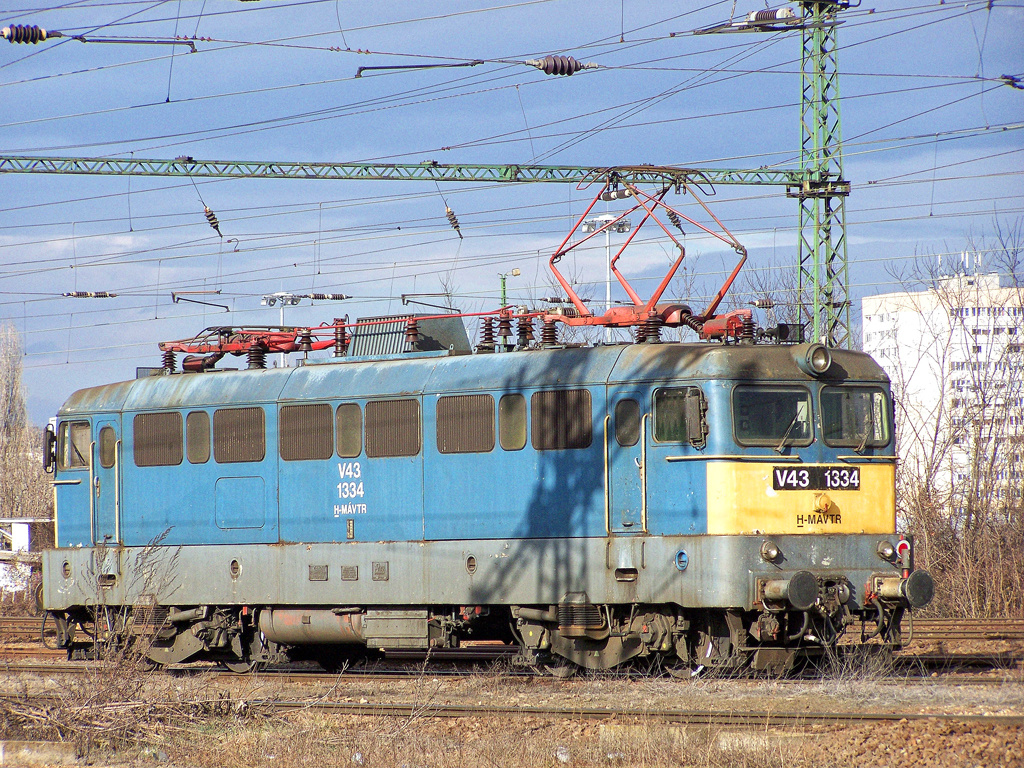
top-left (1, 0), bottom-right (1021, 421)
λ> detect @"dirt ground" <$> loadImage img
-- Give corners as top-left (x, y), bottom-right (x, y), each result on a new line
top-left (2, 635), bottom-right (1022, 767)
top-left (3, 656), bottom-right (1022, 768)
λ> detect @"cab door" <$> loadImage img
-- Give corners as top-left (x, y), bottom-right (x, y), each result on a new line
top-left (92, 416), bottom-right (121, 544)
top-left (608, 391), bottom-right (647, 533)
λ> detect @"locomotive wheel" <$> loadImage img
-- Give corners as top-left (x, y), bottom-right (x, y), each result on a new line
top-left (222, 659), bottom-right (261, 674)
top-left (544, 661), bottom-right (578, 679)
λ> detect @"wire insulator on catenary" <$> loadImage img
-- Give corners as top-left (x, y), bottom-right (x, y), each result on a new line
top-left (525, 55), bottom-right (596, 76)
top-left (445, 206), bottom-right (463, 239)
top-left (2, 25), bottom-right (58, 44)
top-left (204, 206), bottom-right (222, 237)
top-left (667, 210), bottom-right (685, 234)
top-left (309, 293), bottom-right (350, 301)
top-left (62, 291), bottom-right (117, 298)
top-left (746, 8), bottom-right (796, 23)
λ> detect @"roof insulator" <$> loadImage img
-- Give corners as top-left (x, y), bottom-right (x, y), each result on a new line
top-left (204, 206), bottom-right (222, 237)
top-left (525, 55), bottom-right (596, 76)
top-left (667, 210), bottom-right (685, 233)
top-left (1, 25), bottom-right (59, 44)
top-left (445, 206), bottom-right (463, 239)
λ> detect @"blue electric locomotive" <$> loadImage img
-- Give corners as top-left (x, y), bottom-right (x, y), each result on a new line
top-left (40, 183), bottom-right (933, 674)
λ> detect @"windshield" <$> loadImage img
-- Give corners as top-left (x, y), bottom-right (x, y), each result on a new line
top-left (821, 386), bottom-right (891, 448)
top-left (733, 386), bottom-right (812, 447)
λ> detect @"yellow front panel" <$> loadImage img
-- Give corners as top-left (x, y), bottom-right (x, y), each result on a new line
top-left (706, 462), bottom-right (895, 535)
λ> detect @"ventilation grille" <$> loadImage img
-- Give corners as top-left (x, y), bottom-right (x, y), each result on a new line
top-left (437, 395), bottom-right (495, 454)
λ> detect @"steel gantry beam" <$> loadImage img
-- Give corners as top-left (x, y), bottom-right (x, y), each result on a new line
top-left (0, 155), bottom-right (805, 187)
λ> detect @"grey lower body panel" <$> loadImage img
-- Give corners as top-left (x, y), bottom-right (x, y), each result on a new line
top-left (42, 534), bottom-right (899, 613)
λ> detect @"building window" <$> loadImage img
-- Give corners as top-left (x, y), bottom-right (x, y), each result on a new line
top-left (186, 411), bottom-right (210, 464)
top-left (437, 395), bottom-right (495, 454)
top-left (531, 389), bottom-right (592, 450)
top-left (336, 403), bottom-right (362, 458)
top-left (134, 412), bottom-right (184, 467)
top-left (213, 407), bottom-right (265, 464)
top-left (280, 403), bottom-right (334, 461)
top-left (365, 399), bottom-right (420, 458)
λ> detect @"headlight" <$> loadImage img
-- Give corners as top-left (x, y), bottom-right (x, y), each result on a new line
top-left (876, 540), bottom-right (895, 560)
top-left (793, 343), bottom-right (833, 377)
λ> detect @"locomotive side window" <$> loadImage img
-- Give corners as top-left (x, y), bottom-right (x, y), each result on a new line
top-left (186, 411), bottom-right (210, 464)
top-left (614, 399), bottom-right (640, 447)
top-left (133, 412), bottom-right (184, 467)
top-left (821, 386), bottom-right (891, 449)
top-left (437, 395), bottom-right (495, 454)
top-left (57, 421), bottom-right (90, 470)
top-left (280, 403), bottom-right (333, 461)
top-left (98, 426), bottom-right (116, 469)
top-left (365, 399), bottom-right (420, 458)
top-left (336, 403), bottom-right (362, 458)
top-left (733, 386), bottom-right (812, 448)
top-left (499, 394), bottom-right (527, 451)
top-left (531, 389), bottom-right (592, 450)
top-left (213, 407), bottom-right (266, 463)
top-left (654, 387), bottom-right (708, 447)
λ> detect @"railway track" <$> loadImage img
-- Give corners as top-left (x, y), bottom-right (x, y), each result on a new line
top-left (0, 689), bottom-right (1020, 727)
top-left (906, 618), bottom-right (1024, 641)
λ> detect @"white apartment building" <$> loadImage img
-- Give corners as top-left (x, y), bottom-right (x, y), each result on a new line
top-left (861, 272), bottom-right (1023, 509)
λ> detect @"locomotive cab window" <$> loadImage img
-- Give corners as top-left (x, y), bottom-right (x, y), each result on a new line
top-left (499, 394), bottom-right (527, 451)
top-left (653, 387), bottom-right (708, 447)
top-left (280, 403), bottom-right (333, 461)
top-left (821, 386), bottom-right (891, 449)
top-left (213, 407), bottom-right (265, 463)
top-left (365, 399), bottom-right (420, 458)
top-left (437, 395), bottom-right (495, 454)
top-left (531, 389), bottom-right (592, 451)
top-left (134, 412), bottom-right (184, 467)
top-left (733, 386), bottom-right (812, 448)
top-left (57, 421), bottom-right (90, 470)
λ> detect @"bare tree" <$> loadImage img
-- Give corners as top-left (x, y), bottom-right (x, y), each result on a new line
top-left (871, 221), bottom-right (1024, 618)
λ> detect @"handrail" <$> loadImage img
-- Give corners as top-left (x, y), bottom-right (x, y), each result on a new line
top-left (114, 439), bottom-right (122, 544)
top-left (640, 414), bottom-right (650, 533)
top-left (88, 441), bottom-right (96, 544)
top-left (665, 454), bottom-right (802, 462)
top-left (602, 415), bottom-right (611, 535)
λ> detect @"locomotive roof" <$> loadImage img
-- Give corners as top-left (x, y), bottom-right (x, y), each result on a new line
top-left (58, 342), bottom-right (888, 415)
